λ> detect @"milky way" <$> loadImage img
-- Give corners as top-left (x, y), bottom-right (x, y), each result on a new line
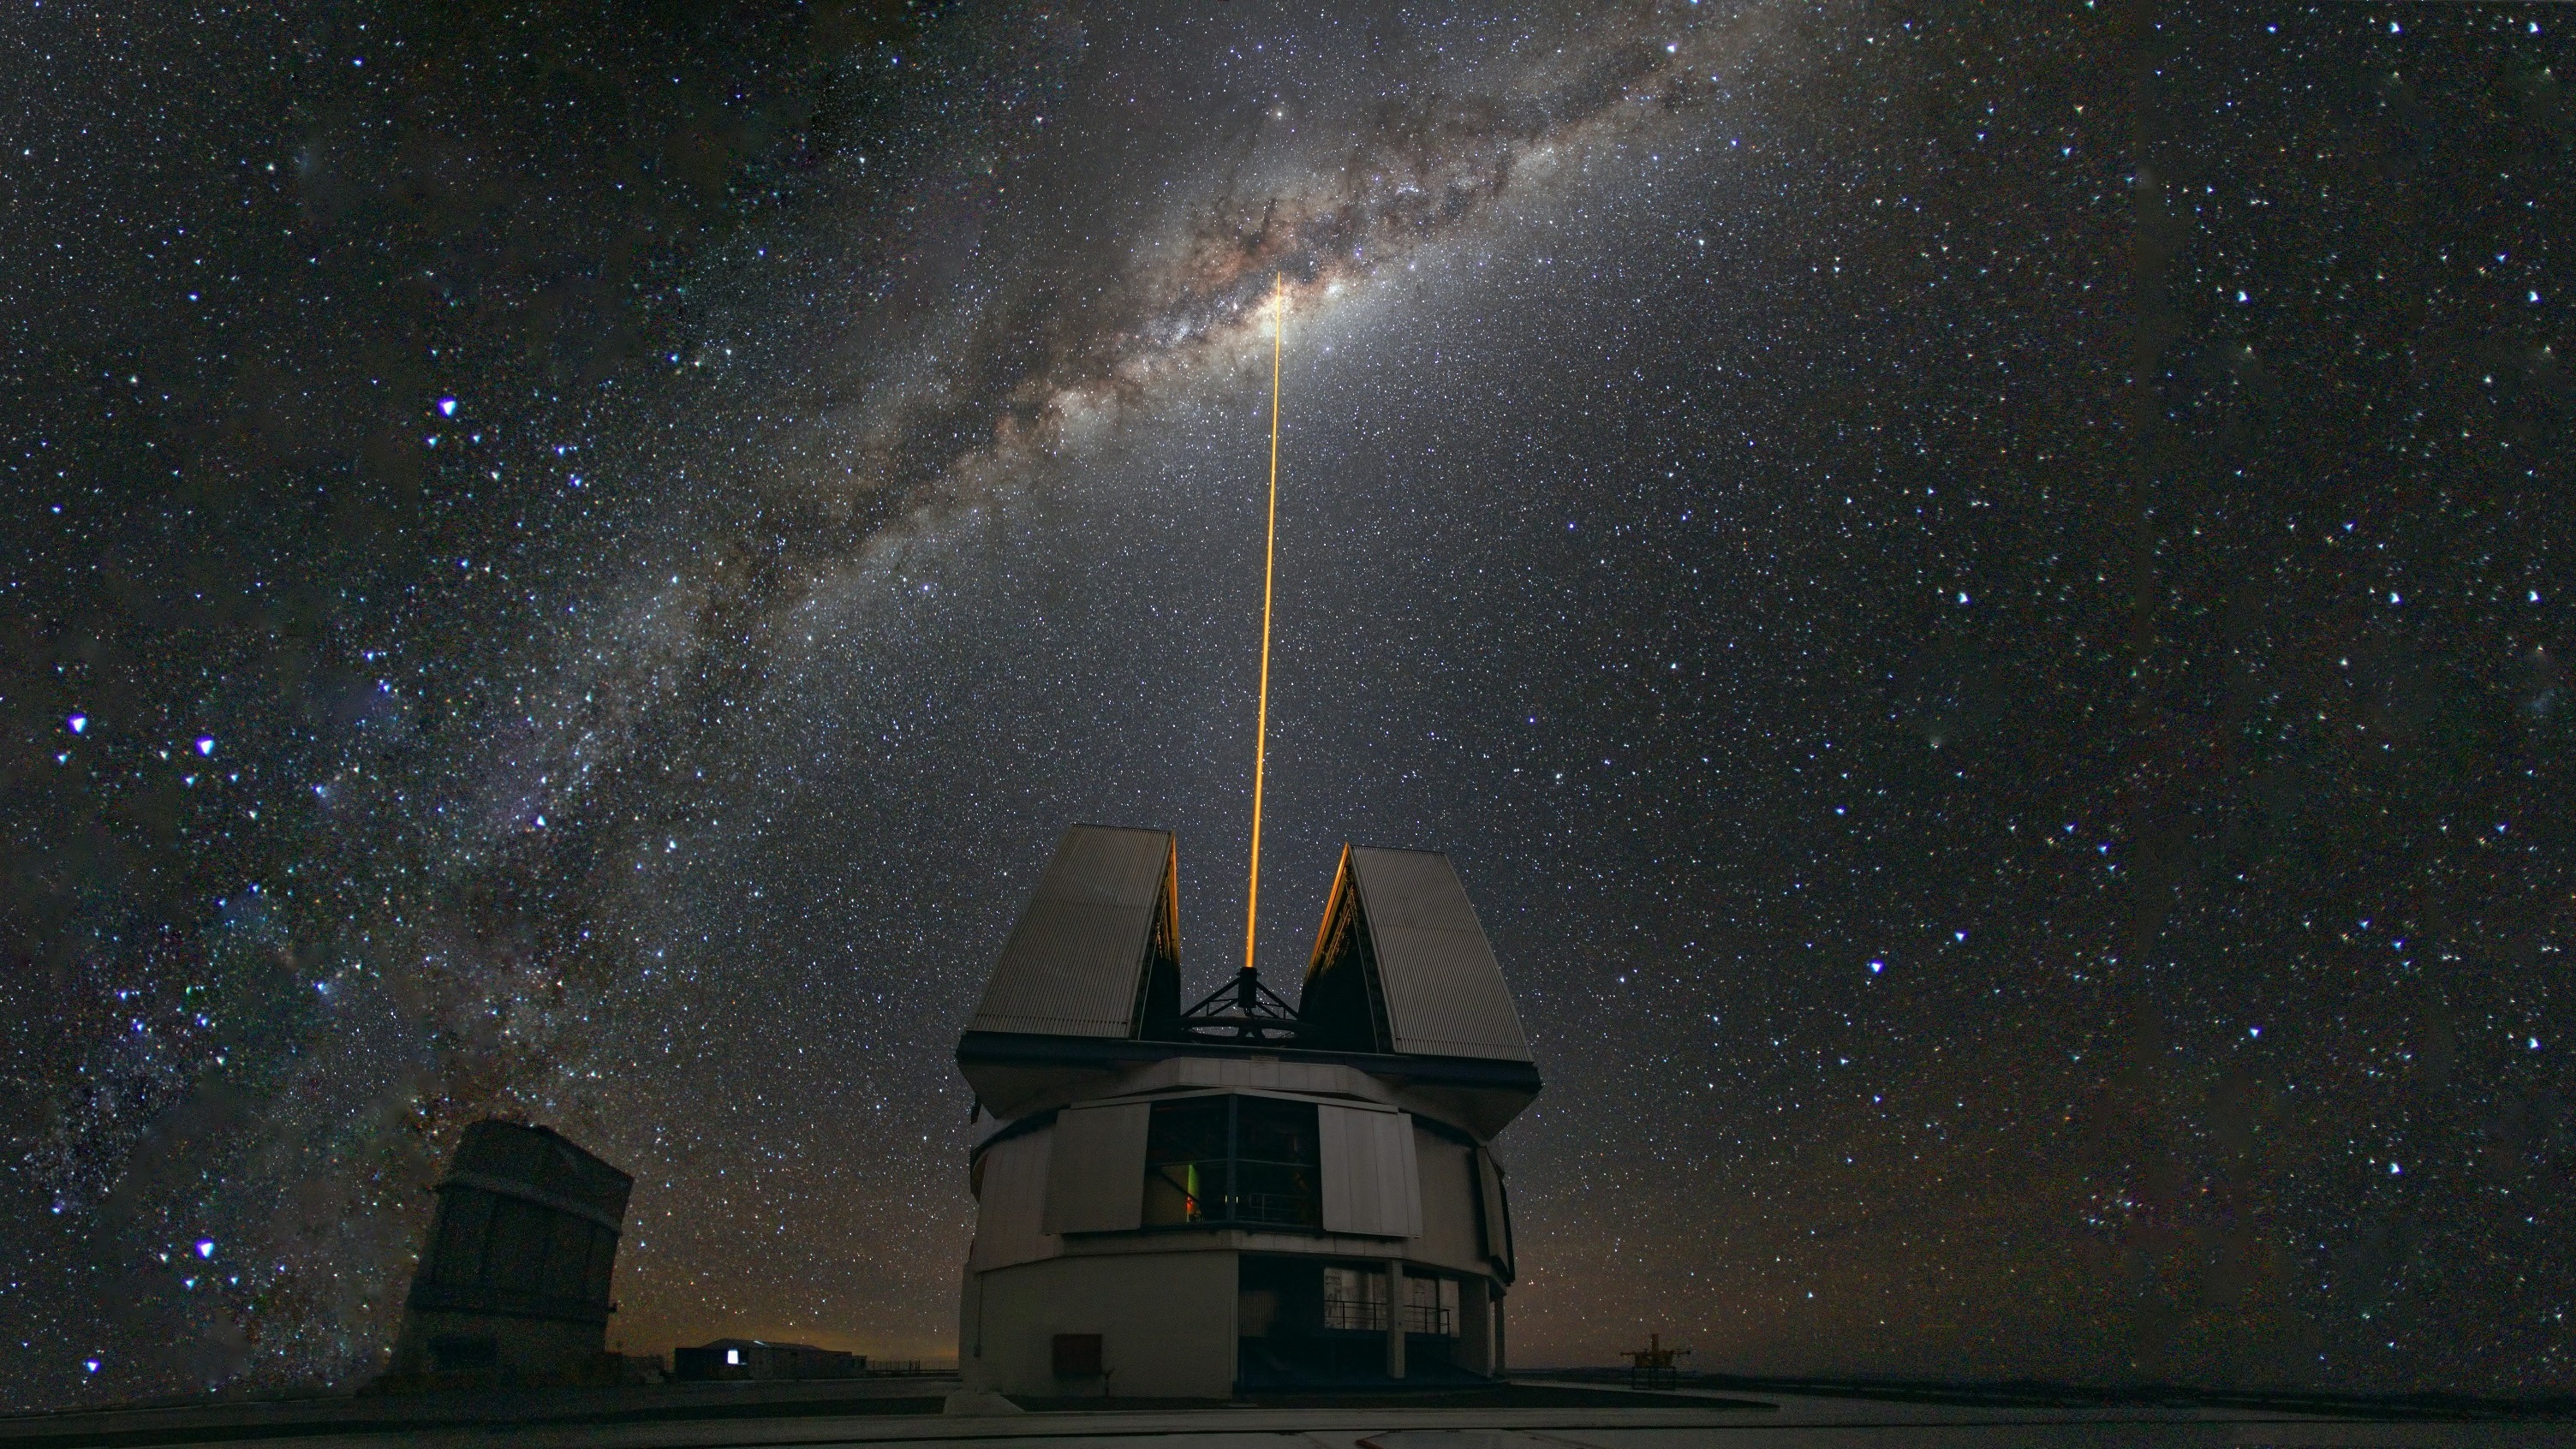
top-left (4, 0), bottom-right (2572, 1410)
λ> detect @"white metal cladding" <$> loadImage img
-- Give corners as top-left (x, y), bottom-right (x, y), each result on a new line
top-left (969, 826), bottom-right (1172, 1038)
top-left (1041, 1102), bottom-right (1150, 1234)
top-left (968, 1130), bottom-right (1056, 1271)
top-left (1317, 1104), bottom-right (1422, 1238)
top-left (1411, 1129), bottom-right (1482, 1269)
top-left (1348, 847), bottom-right (1533, 1061)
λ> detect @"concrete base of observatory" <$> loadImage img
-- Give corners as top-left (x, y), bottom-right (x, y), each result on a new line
top-left (961, 1251), bottom-right (1239, 1398)
top-left (959, 1247), bottom-right (1506, 1399)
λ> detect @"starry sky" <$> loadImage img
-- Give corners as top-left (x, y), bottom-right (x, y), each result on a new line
top-left (3, 0), bottom-right (2571, 1410)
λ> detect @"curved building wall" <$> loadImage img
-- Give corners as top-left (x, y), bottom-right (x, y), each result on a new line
top-left (959, 1061), bottom-right (1518, 1395)
top-left (964, 1060), bottom-right (1512, 1280)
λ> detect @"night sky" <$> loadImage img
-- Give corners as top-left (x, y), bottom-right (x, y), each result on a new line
top-left (4, 0), bottom-right (2571, 1410)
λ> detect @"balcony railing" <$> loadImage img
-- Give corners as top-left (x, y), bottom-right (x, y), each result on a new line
top-left (1233, 1190), bottom-right (1319, 1227)
top-left (1321, 1296), bottom-right (1452, 1336)
top-left (1146, 1158), bottom-right (1321, 1229)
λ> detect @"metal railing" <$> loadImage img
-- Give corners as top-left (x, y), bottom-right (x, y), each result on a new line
top-left (1321, 1292), bottom-right (1381, 1332)
top-left (1321, 1296), bottom-right (1452, 1336)
top-left (1146, 1159), bottom-right (1321, 1228)
top-left (1232, 1190), bottom-right (1320, 1227)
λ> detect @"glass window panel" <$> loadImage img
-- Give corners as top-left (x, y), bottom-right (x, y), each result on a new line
top-left (1144, 1098), bottom-right (1229, 1164)
top-left (1236, 1097), bottom-right (1319, 1166)
top-left (1236, 1160), bottom-right (1320, 1226)
top-left (1142, 1156), bottom-right (1209, 1225)
top-left (1138, 1094), bottom-right (1325, 1230)
top-left (1322, 1264), bottom-right (1387, 1330)
top-left (1143, 1098), bottom-right (1227, 1225)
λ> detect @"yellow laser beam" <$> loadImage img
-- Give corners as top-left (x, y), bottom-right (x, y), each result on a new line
top-left (1244, 273), bottom-right (1284, 975)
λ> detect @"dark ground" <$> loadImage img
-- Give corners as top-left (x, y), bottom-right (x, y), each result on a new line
top-left (9, 1372), bottom-right (2569, 1449)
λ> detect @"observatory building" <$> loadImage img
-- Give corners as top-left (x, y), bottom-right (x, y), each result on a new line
top-left (671, 1339), bottom-right (862, 1380)
top-left (955, 825), bottom-right (1539, 1399)
top-left (386, 1119), bottom-right (633, 1384)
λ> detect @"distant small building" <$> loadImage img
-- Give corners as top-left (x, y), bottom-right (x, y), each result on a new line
top-left (956, 826), bottom-right (1538, 1399)
top-left (385, 1120), bottom-right (634, 1384)
top-left (671, 1339), bottom-right (864, 1380)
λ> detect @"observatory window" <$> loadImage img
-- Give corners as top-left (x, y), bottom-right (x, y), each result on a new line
top-left (1143, 1098), bottom-right (1230, 1226)
top-left (1142, 1094), bottom-right (1321, 1230)
top-left (1407, 1273), bottom-right (1460, 1337)
top-left (1321, 1264), bottom-right (1387, 1331)
top-left (1320, 1267), bottom-right (1458, 1337)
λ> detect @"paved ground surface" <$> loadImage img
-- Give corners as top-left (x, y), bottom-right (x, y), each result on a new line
top-left (1, 1378), bottom-right (2563, 1449)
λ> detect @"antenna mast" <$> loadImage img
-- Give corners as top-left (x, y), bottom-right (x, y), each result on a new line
top-left (1243, 273), bottom-right (1284, 975)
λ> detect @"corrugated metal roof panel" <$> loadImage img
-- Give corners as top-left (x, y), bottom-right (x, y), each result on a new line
top-left (969, 826), bottom-right (1174, 1038)
top-left (1348, 847), bottom-right (1533, 1062)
